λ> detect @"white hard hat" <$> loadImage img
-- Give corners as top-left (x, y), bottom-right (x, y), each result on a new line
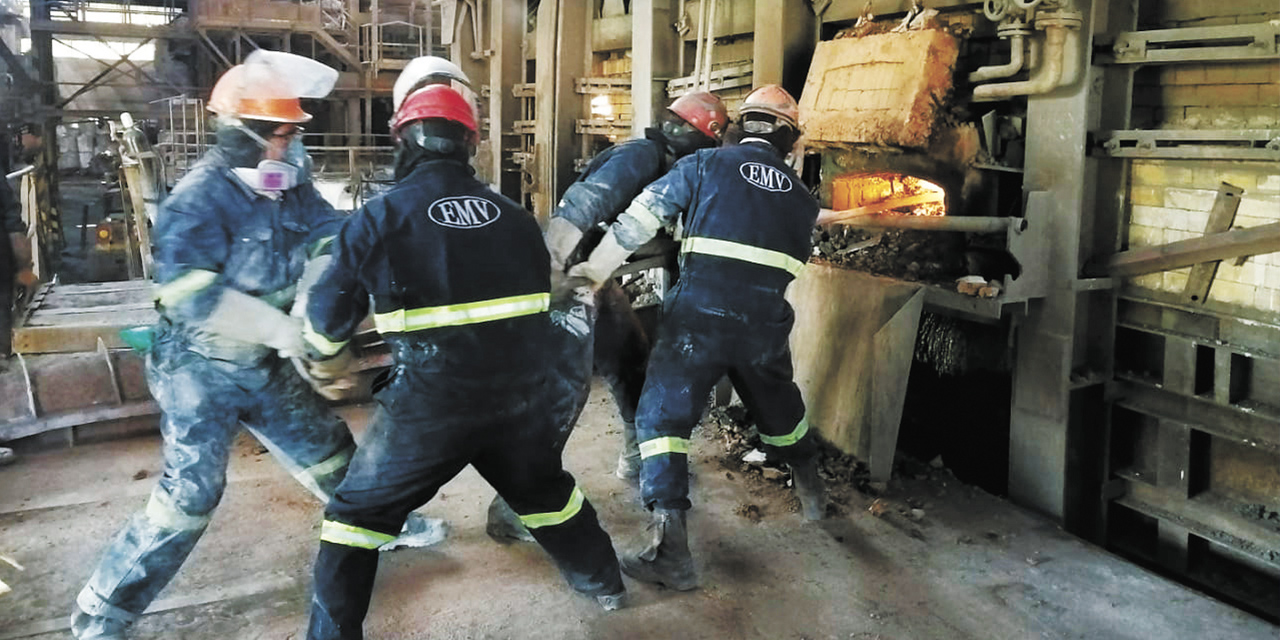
top-left (393, 57), bottom-right (472, 111)
top-left (208, 50), bottom-right (339, 123)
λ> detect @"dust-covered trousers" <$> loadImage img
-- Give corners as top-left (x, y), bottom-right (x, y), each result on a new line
top-left (306, 345), bottom-right (623, 640)
top-left (75, 338), bottom-right (355, 627)
top-left (636, 278), bottom-right (818, 511)
top-left (591, 279), bottom-right (651, 427)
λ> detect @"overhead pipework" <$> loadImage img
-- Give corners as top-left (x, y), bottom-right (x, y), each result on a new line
top-left (972, 0), bottom-right (1084, 101)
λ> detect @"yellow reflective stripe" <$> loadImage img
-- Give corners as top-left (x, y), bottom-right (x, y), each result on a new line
top-left (759, 417), bottom-right (810, 448)
top-left (638, 436), bottom-right (690, 459)
top-left (518, 486), bottom-right (585, 530)
top-left (320, 520), bottom-right (396, 549)
top-left (294, 443), bottom-right (355, 497)
top-left (144, 490), bottom-right (211, 531)
top-left (374, 292), bottom-right (550, 334)
top-left (681, 236), bottom-right (805, 276)
top-left (153, 269), bottom-right (218, 307)
top-left (302, 317), bottom-right (349, 357)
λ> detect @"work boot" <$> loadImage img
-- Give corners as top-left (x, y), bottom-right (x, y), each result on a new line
top-left (69, 609), bottom-right (128, 640)
top-left (379, 512), bottom-right (449, 551)
top-left (485, 494), bottom-right (535, 543)
top-left (614, 420), bottom-right (641, 481)
top-left (620, 507), bottom-right (698, 591)
top-left (789, 457), bottom-right (826, 521)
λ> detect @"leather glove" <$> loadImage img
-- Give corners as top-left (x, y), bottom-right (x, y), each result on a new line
top-left (291, 351), bottom-right (357, 402)
top-left (9, 233), bottom-right (32, 269)
top-left (545, 217), bottom-right (584, 273)
top-left (204, 289), bottom-right (308, 358)
top-left (566, 230), bottom-right (633, 290)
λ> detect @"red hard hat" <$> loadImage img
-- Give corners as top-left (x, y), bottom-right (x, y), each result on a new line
top-left (668, 90), bottom-right (729, 141)
top-left (741, 84), bottom-right (799, 130)
top-left (390, 84), bottom-right (478, 140)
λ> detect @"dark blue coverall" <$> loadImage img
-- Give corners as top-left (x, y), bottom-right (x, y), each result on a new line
top-left (302, 159), bottom-right (623, 640)
top-left (73, 146), bottom-right (357, 638)
top-left (553, 128), bottom-right (672, 434)
top-left (1, 176), bottom-right (23, 356)
top-left (629, 140), bottom-right (819, 510)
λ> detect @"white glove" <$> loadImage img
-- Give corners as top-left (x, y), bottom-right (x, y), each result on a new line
top-left (565, 231), bottom-right (633, 288)
top-left (291, 253), bottom-right (333, 319)
top-left (545, 217), bottom-right (584, 273)
top-left (204, 289), bottom-right (307, 357)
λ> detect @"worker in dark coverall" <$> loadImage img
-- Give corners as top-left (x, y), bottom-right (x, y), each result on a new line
top-left (484, 90), bottom-right (730, 542)
top-left (299, 84), bottom-right (625, 640)
top-left (569, 85), bottom-right (827, 591)
top-left (69, 52), bottom-right (441, 640)
top-left (1, 173), bottom-right (32, 466)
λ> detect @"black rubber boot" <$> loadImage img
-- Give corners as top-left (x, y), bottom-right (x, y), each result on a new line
top-left (789, 457), bottom-right (826, 521)
top-left (614, 420), bottom-right (641, 481)
top-left (620, 507), bottom-right (698, 591)
top-left (485, 494), bottom-right (535, 543)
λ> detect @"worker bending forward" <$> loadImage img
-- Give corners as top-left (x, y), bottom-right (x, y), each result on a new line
top-left (301, 85), bottom-right (625, 640)
top-left (543, 90), bottom-right (729, 481)
top-left (569, 85), bottom-right (826, 591)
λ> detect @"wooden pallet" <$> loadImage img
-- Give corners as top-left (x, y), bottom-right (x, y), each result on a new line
top-left (13, 280), bottom-right (157, 355)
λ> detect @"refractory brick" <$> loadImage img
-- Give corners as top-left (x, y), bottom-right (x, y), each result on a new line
top-left (799, 30), bottom-right (958, 149)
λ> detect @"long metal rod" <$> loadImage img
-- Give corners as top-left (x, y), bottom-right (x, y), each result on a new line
top-left (1105, 221), bottom-right (1280, 278)
top-left (830, 214), bottom-right (1027, 234)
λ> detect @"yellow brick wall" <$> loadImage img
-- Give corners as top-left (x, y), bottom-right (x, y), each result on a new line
top-left (1123, 2), bottom-right (1280, 311)
top-left (1127, 160), bottom-right (1280, 311)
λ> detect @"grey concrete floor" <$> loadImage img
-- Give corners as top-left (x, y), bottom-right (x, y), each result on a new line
top-left (0, 380), bottom-right (1276, 640)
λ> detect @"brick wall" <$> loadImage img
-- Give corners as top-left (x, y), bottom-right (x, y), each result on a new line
top-left (1123, 2), bottom-right (1280, 312)
top-left (1127, 161), bottom-right (1280, 311)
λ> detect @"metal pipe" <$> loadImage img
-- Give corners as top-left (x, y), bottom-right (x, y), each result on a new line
top-left (969, 32), bottom-right (1026, 83)
top-left (692, 0), bottom-right (706, 86)
top-left (831, 215), bottom-right (1028, 234)
top-left (973, 21), bottom-right (1070, 101)
top-left (701, 0), bottom-right (718, 89)
top-left (6, 165), bottom-right (36, 180)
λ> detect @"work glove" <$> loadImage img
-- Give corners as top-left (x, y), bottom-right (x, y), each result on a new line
top-left (204, 289), bottom-right (308, 358)
top-left (545, 217), bottom-right (584, 273)
top-left (293, 346), bottom-right (357, 402)
top-left (9, 232), bottom-right (37, 303)
top-left (565, 231), bottom-right (633, 290)
top-left (291, 253), bottom-right (333, 319)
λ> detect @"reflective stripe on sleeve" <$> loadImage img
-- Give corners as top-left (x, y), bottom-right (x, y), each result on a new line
top-left (681, 236), bottom-right (805, 276)
top-left (144, 490), bottom-right (212, 531)
top-left (320, 520), bottom-right (397, 549)
top-left (302, 317), bottom-right (350, 357)
top-left (759, 417), bottom-right (810, 448)
top-left (638, 436), bottom-right (690, 459)
top-left (374, 292), bottom-right (550, 334)
top-left (518, 486), bottom-right (585, 530)
top-left (153, 269), bottom-right (218, 307)
top-left (310, 235), bottom-right (336, 258)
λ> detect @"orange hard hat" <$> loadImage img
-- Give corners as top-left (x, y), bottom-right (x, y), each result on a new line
top-left (740, 84), bottom-right (799, 130)
top-left (390, 84), bottom-right (478, 141)
top-left (207, 51), bottom-right (338, 123)
top-left (668, 91), bottom-right (729, 141)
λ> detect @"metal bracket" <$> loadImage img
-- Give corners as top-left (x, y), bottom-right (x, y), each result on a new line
top-left (1095, 130), bottom-right (1280, 161)
top-left (1102, 23), bottom-right (1280, 65)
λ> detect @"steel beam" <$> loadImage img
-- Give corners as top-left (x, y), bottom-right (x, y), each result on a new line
top-left (631, 0), bottom-right (678, 138)
top-left (488, 0), bottom-right (525, 200)
top-left (1105, 222), bottom-right (1280, 278)
top-left (751, 0), bottom-right (815, 92)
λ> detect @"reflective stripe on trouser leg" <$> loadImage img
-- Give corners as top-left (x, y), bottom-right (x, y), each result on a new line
top-left (290, 443), bottom-right (356, 503)
top-left (759, 417), bottom-right (809, 448)
top-left (308, 534), bottom-right (383, 640)
top-left (320, 520), bottom-right (397, 549)
top-left (492, 481), bottom-right (621, 598)
top-left (516, 485), bottom-right (585, 529)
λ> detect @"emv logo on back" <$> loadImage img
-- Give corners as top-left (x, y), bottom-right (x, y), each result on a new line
top-left (428, 196), bottom-right (502, 228)
top-left (739, 162), bottom-right (792, 193)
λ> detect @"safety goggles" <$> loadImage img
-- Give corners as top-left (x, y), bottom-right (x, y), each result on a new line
top-left (661, 119), bottom-right (698, 138)
top-left (742, 118), bottom-right (782, 135)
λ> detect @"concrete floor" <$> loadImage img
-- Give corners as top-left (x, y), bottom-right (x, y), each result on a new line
top-left (1, 380), bottom-right (1276, 640)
